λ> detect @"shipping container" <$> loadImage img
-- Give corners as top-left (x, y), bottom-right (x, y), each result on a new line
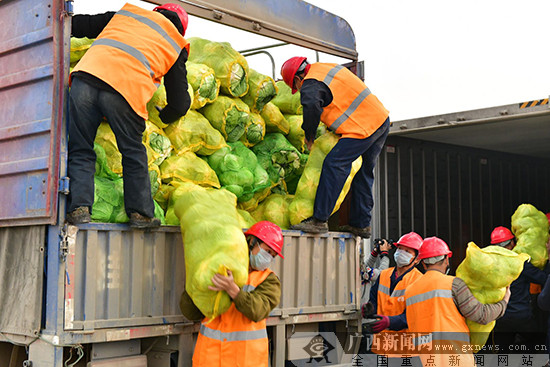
top-left (0, 0), bottom-right (362, 366)
top-left (373, 99), bottom-right (550, 270)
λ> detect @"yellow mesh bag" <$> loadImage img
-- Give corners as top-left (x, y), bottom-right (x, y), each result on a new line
top-left (187, 62), bottom-right (220, 109)
top-left (271, 81), bottom-right (303, 115)
top-left (159, 152), bottom-right (220, 188)
top-left (70, 37), bottom-right (94, 67)
top-left (173, 182), bottom-right (249, 319)
top-left (237, 209), bottom-right (257, 229)
top-left (242, 69), bottom-right (278, 113)
top-left (456, 242), bottom-right (529, 349)
top-left (146, 82), bottom-right (194, 129)
top-left (284, 114), bottom-right (306, 153)
top-left (251, 193), bottom-right (294, 229)
top-left (239, 112), bottom-right (266, 148)
top-left (200, 96), bottom-right (250, 142)
top-left (289, 132), bottom-right (362, 225)
top-left (188, 37), bottom-right (249, 97)
top-left (94, 122), bottom-right (123, 176)
top-left (143, 120), bottom-right (172, 166)
top-left (164, 110), bottom-right (227, 156)
top-left (511, 204), bottom-right (549, 269)
top-left (260, 102), bottom-right (289, 134)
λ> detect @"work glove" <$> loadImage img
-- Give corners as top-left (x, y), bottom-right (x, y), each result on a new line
top-left (361, 302), bottom-right (376, 318)
top-left (372, 315), bottom-right (390, 333)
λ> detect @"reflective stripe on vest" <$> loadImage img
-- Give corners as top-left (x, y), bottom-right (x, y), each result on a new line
top-left (304, 63), bottom-right (389, 139)
top-left (405, 289), bottom-right (453, 307)
top-left (117, 9), bottom-right (182, 54)
top-left (323, 65), bottom-right (344, 85)
top-left (192, 269), bottom-right (273, 367)
top-left (71, 3), bottom-right (188, 119)
top-left (330, 87), bottom-right (372, 132)
top-left (320, 65), bottom-right (372, 132)
top-left (91, 39), bottom-right (154, 78)
top-left (200, 323), bottom-right (268, 342)
top-left (378, 284), bottom-right (406, 298)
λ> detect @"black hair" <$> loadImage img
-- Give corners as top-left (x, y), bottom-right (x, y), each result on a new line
top-left (155, 9), bottom-right (184, 35)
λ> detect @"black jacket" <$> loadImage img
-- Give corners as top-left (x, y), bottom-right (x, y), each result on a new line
top-left (71, 11), bottom-right (190, 124)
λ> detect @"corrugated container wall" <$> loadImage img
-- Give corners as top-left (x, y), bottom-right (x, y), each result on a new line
top-left (375, 135), bottom-right (550, 270)
top-left (0, 0), bottom-right (67, 226)
top-left (62, 224), bottom-right (359, 340)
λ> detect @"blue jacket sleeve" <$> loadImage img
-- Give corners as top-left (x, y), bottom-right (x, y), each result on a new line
top-left (388, 311), bottom-right (408, 331)
top-left (538, 274), bottom-right (550, 311)
top-left (523, 261), bottom-right (548, 285)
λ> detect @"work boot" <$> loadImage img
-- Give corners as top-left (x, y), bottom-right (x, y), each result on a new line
top-left (290, 217), bottom-right (328, 234)
top-left (129, 212), bottom-right (161, 229)
top-left (66, 206), bottom-right (91, 224)
top-left (339, 225), bottom-right (371, 238)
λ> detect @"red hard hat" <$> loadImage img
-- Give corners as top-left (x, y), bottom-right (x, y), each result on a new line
top-left (418, 237), bottom-right (452, 260)
top-left (244, 221), bottom-right (284, 258)
top-left (154, 3), bottom-right (189, 36)
top-left (490, 226), bottom-right (514, 245)
top-left (281, 56), bottom-right (307, 94)
top-left (395, 232), bottom-right (423, 251)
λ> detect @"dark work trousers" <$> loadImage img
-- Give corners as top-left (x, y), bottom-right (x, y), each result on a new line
top-left (67, 76), bottom-right (154, 218)
top-left (314, 118), bottom-right (390, 228)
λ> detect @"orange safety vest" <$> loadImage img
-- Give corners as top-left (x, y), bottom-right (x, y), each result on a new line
top-left (192, 269), bottom-right (273, 367)
top-left (71, 3), bottom-right (189, 120)
top-left (405, 270), bottom-right (475, 367)
top-left (372, 267), bottom-right (422, 355)
top-left (303, 63), bottom-right (389, 139)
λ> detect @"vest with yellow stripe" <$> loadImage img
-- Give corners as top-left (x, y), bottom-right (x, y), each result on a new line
top-left (371, 267), bottom-right (422, 355)
top-left (303, 63), bottom-right (389, 139)
top-left (192, 269), bottom-right (273, 367)
top-left (377, 267), bottom-right (422, 319)
top-left (404, 270), bottom-right (474, 367)
top-left (71, 3), bottom-right (189, 120)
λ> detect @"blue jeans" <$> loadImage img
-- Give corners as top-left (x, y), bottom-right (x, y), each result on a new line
top-left (67, 76), bottom-right (154, 217)
top-left (314, 118), bottom-right (390, 228)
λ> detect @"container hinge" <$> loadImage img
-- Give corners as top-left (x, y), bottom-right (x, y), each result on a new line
top-left (59, 225), bottom-right (69, 261)
top-left (59, 176), bottom-right (70, 195)
top-left (59, 223), bottom-right (78, 262)
top-left (65, 0), bottom-right (74, 16)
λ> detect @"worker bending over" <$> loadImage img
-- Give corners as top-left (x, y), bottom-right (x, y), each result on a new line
top-left (68, 3), bottom-right (191, 228)
top-left (281, 57), bottom-right (389, 238)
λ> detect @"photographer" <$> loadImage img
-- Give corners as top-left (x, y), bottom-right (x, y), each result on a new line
top-left (360, 239), bottom-right (392, 305)
top-left (367, 232), bottom-right (424, 332)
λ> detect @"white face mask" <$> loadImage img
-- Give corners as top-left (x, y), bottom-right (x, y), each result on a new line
top-left (394, 249), bottom-right (414, 267)
top-left (250, 246), bottom-right (274, 271)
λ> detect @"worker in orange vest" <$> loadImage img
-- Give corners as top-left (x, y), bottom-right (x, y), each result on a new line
top-left (368, 232), bottom-right (423, 330)
top-left (67, 3), bottom-right (191, 228)
top-left (281, 57), bottom-right (389, 238)
top-left (490, 226), bottom-right (549, 352)
top-left (405, 237), bottom-right (511, 367)
top-left (364, 232), bottom-right (423, 362)
top-left (180, 221), bottom-right (284, 367)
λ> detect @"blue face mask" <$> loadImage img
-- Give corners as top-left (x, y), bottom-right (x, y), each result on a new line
top-left (394, 249), bottom-right (414, 267)
top-left (250, 246), bottom-right (274, 271)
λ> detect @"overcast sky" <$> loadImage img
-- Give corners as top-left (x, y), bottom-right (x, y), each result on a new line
top-left (73, 0), bottom-right (550, 121)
